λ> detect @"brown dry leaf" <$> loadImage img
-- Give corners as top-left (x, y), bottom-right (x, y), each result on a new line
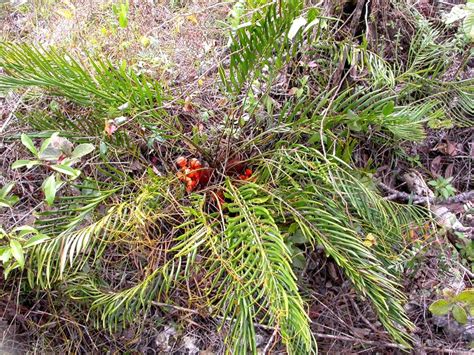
top-left (104, 120), bottom-right (117, 136)
top-left (433, 141), bottom-right (460, 156)
top-left (186, 14), bottom-right (198, 25)
top-left (430, 155), bottom-right (442, 176)
top-left (446, 141), bottom-right (458, 156)
top-left (50, 135), bottom-right (73, 155)
top-left (327, 262), bottom-right (340, 282)
top-left (183, 97), bottom-right (194, 113)
top-left (432, 142), bottom-right (447, 154)
top-left (288, 87), bottom-right (298, 96)
top-left (444, 163), bottom-right (455, 179)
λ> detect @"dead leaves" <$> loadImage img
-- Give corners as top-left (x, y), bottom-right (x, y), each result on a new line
top-left (432, 140), bottom-right (463, 157)
top-left (183, 97), bottom-right (195, 113)
top-left (430, 139), bottom-right (467, 178)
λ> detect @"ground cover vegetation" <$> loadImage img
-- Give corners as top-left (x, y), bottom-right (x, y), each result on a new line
top-left (0, 0), bottom-right (473, 353)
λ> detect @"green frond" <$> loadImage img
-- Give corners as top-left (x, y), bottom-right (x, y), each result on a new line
top-left (172, 184), bottom-right (315, 353)
top-left (65, 261), bottom-right (183, 331)
top-left (255, 145), bottom-right (425, 347)
top-left (219, 181), bottom-right (314, 353)
top-left (223, 1), bottom-right (303, 93)
top-left (27, 175), bottom-right (176, 288)
top-left (0, 43), bottom-right (164, 112)
top-left (401, 23), bottom-right (450, 80)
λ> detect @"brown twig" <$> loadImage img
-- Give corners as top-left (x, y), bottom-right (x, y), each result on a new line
top-left (378, 181), bottom-right (474, 205)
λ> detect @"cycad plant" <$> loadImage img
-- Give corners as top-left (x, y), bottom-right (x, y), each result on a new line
top-left (0, 0), bottom-right (467, 353)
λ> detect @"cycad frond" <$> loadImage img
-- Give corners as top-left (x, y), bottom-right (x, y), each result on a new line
top-left (223, 1), bottom-right (303, 93)
top-left (27, 176), bottom-right (176, 288)
top-left (65, 262), bottom-right (182, 331)
top-left (218, 181), bottom-right (314, 354)
top-left (256, 145), bottom-right (425, 347)
top-left (0, 43), bottom-right (164, 112)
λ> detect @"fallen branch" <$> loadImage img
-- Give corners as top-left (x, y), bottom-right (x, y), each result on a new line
top-left (378, 179), bottom-right (473, 237)
top-left (378, 182), bottom-right (474, 205)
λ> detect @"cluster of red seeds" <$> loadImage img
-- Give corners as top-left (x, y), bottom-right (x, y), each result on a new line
top-left (176, 156), bottom-right (206, 192)
top-left (176, 156), bottom-right (253, 194)
top-left (239, 168), bottom-right (253, 180)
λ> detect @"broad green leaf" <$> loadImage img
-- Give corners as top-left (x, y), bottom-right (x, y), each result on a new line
top-left (23, 233), bottom-right (50, 248)
top-left (470, 306), bottom-right (474, 317)
top-left (454, 289), bottom-right (474, 305)
top-left (0, 247), bottom-right (11, 263)
top-left (51, 164), bottom-right (81, 178)
top-left (71, 143), bottom-right (94, 159)
top-left (14, 225), bottom-right (37, 237)
top-left (11, 159), bottom-right (40, 169)
top-left (0, 183), bottom-right (14, 198)
top-left (2, 193), bottom-right (18, 206)
top-left (452, 305), bottom-right (468, 324)
top-left (21, 134), bottom-right (37, 156)
top-left (43, 175), bottom-right (57, 206)
top-left (0, 201), bottom-right (11, 208)
top-left (39, 137), bottom-right (52, 155)
top-left (3, 262), bottom-right (20, 279)
top-left (10, 239), bottom-right (24, 268)
top-left (99, 141), bottom-right (108, 155)
top-left (429, 299), bottom-right (453, 315)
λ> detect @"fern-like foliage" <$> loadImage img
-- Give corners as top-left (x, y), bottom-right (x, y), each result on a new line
top-left (222, 0), bottom-right (303, 94)
top-left (27, 175), bottom-right (177, 288)
top-left (33, 146), bottom-right (425, 351)
top-left (258, 146), bottom-right (425, 346)
top-left (0, 43), bottom-right (164, 111)
top-left (214, 182), bottom-right (314, 353)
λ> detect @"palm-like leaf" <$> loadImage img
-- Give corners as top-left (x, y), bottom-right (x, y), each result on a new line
top-left (256, 145), bottom-right (425, 346)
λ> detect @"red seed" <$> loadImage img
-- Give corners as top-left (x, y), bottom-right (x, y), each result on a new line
top-left (189, 158), bottom-right (202, 169)
top-left (176, 156), bottom-right (188, 168)
top-left (188, 170), bottom-right (200, 179)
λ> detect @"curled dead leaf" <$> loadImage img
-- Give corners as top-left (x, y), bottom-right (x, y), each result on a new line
top-left (183, 97), bottom-right (194, 113)
top-left (104, 120), bottom-right (118, 136)
top-left (444, 163), bottom-right (455, 179)
top-left (430, 155), bottom-right (443, 176)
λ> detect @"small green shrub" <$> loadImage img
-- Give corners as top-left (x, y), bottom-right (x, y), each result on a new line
top-left (429, 289), bottom-right (474, 325)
